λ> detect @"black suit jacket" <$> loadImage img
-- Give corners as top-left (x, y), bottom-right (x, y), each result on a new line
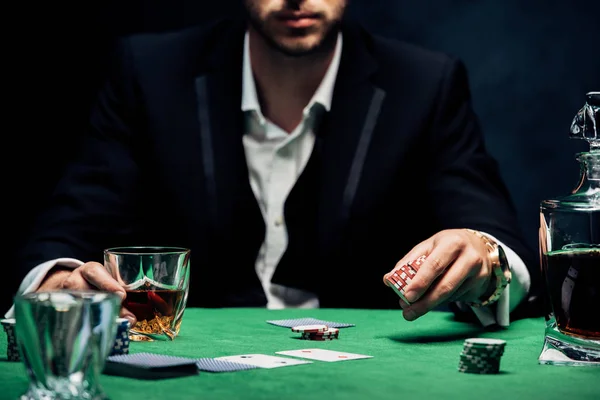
top-left (19, 19), bottom-right (542, 317)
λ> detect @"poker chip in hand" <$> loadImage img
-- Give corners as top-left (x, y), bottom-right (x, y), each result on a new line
top-left (383, 255), bottom-right (427, 305)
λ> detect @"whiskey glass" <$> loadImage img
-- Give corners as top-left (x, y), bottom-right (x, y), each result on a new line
top-left (104, 246), bottom-right (190, 341)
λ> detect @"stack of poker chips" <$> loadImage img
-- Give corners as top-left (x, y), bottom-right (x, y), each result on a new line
top-left (1, 317), bottom-right (131, 361)
top-left (383, 255), bottom-right (427, 305)
top-left (112, 318), bottom-right (131, 356)
top-left (458, 338), bottom-right (506, 374)
top-left (1, 319), bottom-right (19, 361)
top-left (291, 324), bottom-right (340, 341)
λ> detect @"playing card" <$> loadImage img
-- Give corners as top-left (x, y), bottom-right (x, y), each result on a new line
top-left (104, 353), bottom-right (199, 379)
top-left (276, 348), bottom-right (373, 362)
top-left (266, 318), bottom-right (355, 328)
top-left (215, 354), bottom-right (312, 369)
top-left (196, 358), bottom-right (258, 372)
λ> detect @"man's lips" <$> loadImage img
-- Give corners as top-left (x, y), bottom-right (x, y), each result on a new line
top-left (276, 11), bottom-right (320, 28)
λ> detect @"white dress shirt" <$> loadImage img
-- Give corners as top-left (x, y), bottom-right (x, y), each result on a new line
top-left (240, 31), bottom-right (343, 309)
top-left (6, 31), bottom-right (531, 327)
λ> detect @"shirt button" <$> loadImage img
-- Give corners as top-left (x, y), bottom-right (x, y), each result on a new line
top-left (274, 216), bottom-right (284, 227)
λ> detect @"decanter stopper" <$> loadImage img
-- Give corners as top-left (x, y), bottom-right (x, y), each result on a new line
top-left (570, 91), bottom-right (599, 152)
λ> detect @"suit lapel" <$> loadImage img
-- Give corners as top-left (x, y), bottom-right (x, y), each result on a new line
top-left (317, 23), bottom-right (386, 249)
top-left (194, 22), bottom-right (263, 240)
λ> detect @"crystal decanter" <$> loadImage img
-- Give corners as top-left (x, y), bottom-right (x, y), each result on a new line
top-left (538, 91), bottom-right (599, 366)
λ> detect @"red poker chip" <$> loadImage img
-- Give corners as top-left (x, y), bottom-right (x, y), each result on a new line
top-left (302, 327), bottom-right (339, 336)
top-left (385, 276), bottom-right (402, 290)
top-left (409, 255), bottom-right (427, 271)
top-left (291, 324), bottom-right (329, 333)
top-left (393, 270), bottom-right (410, 286)
top-left (389, 273), bottom-right (407, 289)
top-left (302, 335), bottom-right (339, 340)
top-left (397, 267), bottom-right (415, 284)
top-left (301, 334), bottom-right (339, 339)
top-left (392, 271), bottom-right (408, 285)
top-left (301, 334), bottom-right (338, 341)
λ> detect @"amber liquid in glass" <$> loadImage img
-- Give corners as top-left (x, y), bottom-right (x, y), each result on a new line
top-left (123, 289), bottom-right (185, 339)
top-left (544, 249), bottom-right (600, 339)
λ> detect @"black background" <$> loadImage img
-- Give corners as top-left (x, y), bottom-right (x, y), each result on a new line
top-left (3, 0), bottom-right (599, 313)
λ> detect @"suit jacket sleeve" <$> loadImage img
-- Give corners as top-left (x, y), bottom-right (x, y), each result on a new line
top-left (16, 38), bottom-right (143, 282)
top-left (424, 58), bottom-right (542, 319)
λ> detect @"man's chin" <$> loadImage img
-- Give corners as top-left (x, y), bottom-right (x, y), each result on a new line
top-left (270, 36), bottom-right (329, 57)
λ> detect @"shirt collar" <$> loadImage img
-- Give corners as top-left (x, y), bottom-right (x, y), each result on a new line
top-left (241, 31), bottom-right (343, 121)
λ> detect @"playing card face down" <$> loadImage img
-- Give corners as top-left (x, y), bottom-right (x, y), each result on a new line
top-left (215, 354), bottom-right (313, 368)
top-left (276, 348), bottom-right (373, 362)
top-left (104, 353), bottom-right (199, 379)
top-left (196, 358), bottom-right (258, 372)
top-left (266, 318), bottom-right (355, 328)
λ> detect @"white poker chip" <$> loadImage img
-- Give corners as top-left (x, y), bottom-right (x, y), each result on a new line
top-left (291, 324), bottom-right (328, 333)
top-left (464, 338), bottom-right (506, 347)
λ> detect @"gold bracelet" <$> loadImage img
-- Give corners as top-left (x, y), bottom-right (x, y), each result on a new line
top-left (464, 229), bottom-right (511, 307)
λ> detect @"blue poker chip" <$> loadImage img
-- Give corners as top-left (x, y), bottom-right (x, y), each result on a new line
top-left (111, 318), bottom-right (131, 356)
top-left (116, 318), bottom-right (130, 328)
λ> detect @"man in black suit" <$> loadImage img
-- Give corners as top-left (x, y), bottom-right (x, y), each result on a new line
top-left (7, 0), bottom-right (540, 328)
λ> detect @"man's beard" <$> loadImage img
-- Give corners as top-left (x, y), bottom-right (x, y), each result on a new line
top-left (245, 9), bottom-right (341, 58)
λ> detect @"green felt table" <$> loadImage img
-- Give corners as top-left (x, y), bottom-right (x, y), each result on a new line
top-left (1, 308), bottom-right (599, 400)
